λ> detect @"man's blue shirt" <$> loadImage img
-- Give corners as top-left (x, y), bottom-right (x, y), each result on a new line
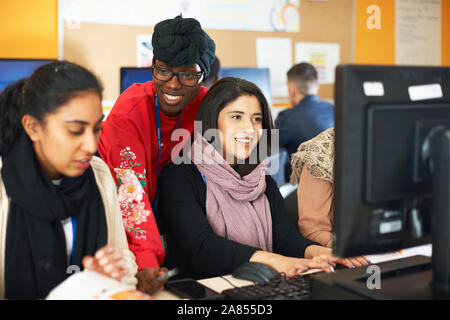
top-left (275, 94), bottom-right (334, 157)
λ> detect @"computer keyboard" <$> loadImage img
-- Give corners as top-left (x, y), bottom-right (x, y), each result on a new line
top-left (222, 274), bottom-right (311, 300)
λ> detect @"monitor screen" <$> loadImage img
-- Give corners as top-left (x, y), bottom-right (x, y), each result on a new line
top-left (0, 59), bottom-right (55, 93)
top-left (120, 67), bottom-right (153, 93)
top-left (333, 64), bottom-right (450, 258)
top-left (218, 67), bottom-right (272, 107)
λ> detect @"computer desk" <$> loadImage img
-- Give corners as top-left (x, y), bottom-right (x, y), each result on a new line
top-left (309, 244), bottom-right (434, 300)
top-left (152, 275), bottom-right (256, 300)
top-left (152, 244), bottom-right (433, 300)
top-left (151, 270), bottom-right (321, 300)
top-left (152, 259), bottom-right (433, 300)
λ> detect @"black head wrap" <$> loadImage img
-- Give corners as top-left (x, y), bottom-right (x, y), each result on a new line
top-left (152, 15), bottom-right (216, 79)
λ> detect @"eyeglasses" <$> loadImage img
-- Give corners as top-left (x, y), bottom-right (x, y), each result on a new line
top-left (152, 65), bottom-right (203, 87)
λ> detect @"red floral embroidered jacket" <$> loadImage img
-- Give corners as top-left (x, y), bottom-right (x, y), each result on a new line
top-left (98, 81), bottom-right (207, 270)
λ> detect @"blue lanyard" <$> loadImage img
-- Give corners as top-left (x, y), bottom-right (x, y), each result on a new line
top-left (69, 215), bottom-right (77, 266)
top-left (152, 94), bottom-right (183, 216)
top-left (200, 172), bottom-right (206, 185)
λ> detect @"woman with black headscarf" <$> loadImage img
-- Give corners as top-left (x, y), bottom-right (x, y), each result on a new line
top-left (0, 61), bottom-right (138, 299)
top-left (97, 15), bottom-right (216, 293)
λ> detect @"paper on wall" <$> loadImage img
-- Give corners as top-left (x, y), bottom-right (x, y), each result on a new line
top-left (256, 37), bottom-right (293, 97)
top-left (295, 42), bottom-right (340, 84)
top-left (59, 0), bottom-right (301, 33)
top-left (395, 0), bottom-right (441, 66)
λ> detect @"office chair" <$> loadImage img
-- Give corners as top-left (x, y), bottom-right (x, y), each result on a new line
top-left (279, 184), bottom-right (298, 225)
top-left (267, 149), bottom-right (289, 185)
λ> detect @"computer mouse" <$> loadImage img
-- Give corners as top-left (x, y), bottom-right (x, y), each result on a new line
top-left (232, 262), bottom-right (281, 284)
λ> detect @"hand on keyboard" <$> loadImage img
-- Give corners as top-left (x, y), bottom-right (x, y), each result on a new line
top-left (222, 274), bottom-right (312, 300)
top-left (305, 245), bottom-right (370, 270)
top-left (335, 256), bottom-right (371, 268)
top-left (250, 250), bottom-right (334, 277)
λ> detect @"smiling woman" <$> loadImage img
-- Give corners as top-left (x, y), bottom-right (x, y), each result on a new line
top-left (195, 77), bottom-right (274, 176)
top-left (96, 16), bottom-right (216, 293)
top-left (217, 95), bottom-right (263, 166)
top-left (0, 61), bottom-right (138, 299)
top-left (157, 77), bottom-right (344, 281)
top-left (152, 59), bottom-right (204, 117)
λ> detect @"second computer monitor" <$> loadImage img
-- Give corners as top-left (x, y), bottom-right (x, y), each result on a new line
top-left (0, 58), bottom-right (55, 93)
top-left (333, 64), bottom-right (450, 258)
top-left (120, 67), bottom-right (153, 93)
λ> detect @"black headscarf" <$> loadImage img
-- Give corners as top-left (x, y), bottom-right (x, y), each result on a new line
top-left (152, 15), bottom-right (216, 78)
top-left (2, 134), bottom-right (107, 299)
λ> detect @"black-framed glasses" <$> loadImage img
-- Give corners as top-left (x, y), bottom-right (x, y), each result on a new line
top-left (152, 65), bottom-right (203, 87)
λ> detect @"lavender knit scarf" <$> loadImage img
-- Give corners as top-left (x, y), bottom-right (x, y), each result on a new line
top-left (191, 133), bottom-right (273, 252)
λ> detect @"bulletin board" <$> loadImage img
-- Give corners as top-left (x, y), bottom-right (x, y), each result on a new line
top-left (62, 0), bottom-right (354, 104)
top-left (355, 0), bottom-right (450, 67)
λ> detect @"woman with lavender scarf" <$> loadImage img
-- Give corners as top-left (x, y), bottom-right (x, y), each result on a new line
top-left (157, 77), bottom-right (346, 280)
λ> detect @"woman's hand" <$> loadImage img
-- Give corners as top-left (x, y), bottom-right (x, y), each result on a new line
top-left (250, 250), bottom-right (333, 277)
top-left (82, 245), bottom-right (128, 281)
top-left (305, 245), bottom-right (371, 269)
top-left (136, 267), bottom-right (169, 295)
top-left (274, 256), bottom-right (335, 277)
top-left (335, 256), bottom-right (371, 268)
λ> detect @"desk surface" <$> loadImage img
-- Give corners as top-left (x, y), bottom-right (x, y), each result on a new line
top-left (152, 270), bottom-right (322, 300)
top-left (152, 275), bottom-right (255, 300)
top-left (152, 244), bottom-right (432, 300)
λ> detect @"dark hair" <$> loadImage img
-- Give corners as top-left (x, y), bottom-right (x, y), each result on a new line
top-left (0, 61), bottom-right (103, 154)
top-left (195, 77), bottom-right (274, 176)
top-left (152, 15), bottom-right (216, 78)
top-left (202, 56), bottom-right (221, 88)
top-left (287, 62), bottom-right (318, 95)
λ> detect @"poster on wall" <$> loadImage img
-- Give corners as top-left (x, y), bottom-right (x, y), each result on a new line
top-left (59, 0), bottom-right (301, 32)
top-left (137, 34), bottom-right (153, 67)
top-left (295, 42), bottom-right (340, 84)
top-left (395, 0), bottom-right (441, 66)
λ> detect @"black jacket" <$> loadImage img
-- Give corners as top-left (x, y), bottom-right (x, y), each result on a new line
top-left (157, 162), bottom-right (318, 280)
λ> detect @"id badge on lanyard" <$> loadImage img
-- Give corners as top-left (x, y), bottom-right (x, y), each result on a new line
top-left (151, 94), bottom-right (183, 217)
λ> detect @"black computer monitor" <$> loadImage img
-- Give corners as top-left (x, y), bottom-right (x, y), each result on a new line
top-left (0, 58), bottom-right (55, 93)
top-left (218, 67), bottom-right (272, 107)
top-left (120, 67), bottom-right (153, 93)
top-left (332, 64), bottom-right (450, 298)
